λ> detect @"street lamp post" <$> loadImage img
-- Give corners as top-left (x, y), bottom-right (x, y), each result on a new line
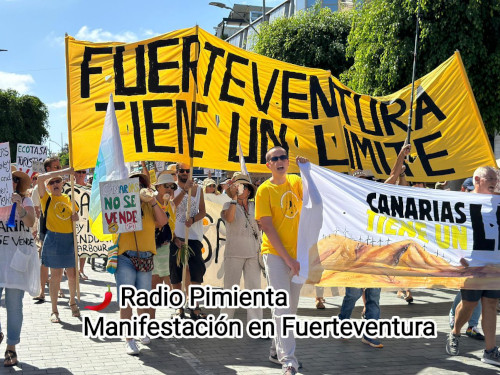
top-left (209, 2), bottom-right (260, 35)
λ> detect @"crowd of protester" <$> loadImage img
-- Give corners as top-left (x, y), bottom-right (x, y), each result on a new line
top-left (1, 150), bottom-right (499, 374)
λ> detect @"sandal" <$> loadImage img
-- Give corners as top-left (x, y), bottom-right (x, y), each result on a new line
top-left (405, 295), bottom-right (414, 304)
top-left (58, 290), bottom-right (66, 298)
top-left (33, 295), bottom-right (45, 304)
top-left (69, 303), bottom-right (81, 318)
top-left (4, 350), bottom-right (17, 367)
top-left (315, 297), bottom-right (325, 310)
top-left (50, 312), bottom-right (60, 323)
top-left (79, 272), bottom-right (88, 280)
top-left (190, 307), bottom-right (207, 320)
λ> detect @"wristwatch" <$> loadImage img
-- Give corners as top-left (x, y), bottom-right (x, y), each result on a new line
top-left (230, 200), bottom-right (237, 205)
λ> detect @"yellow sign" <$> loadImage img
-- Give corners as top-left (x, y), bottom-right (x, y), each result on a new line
top-left (66, 27), bottom-right (495, 181)
top-left (149, 169), bottom-right (157, 185)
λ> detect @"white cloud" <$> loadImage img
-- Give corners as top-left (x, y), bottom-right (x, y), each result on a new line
top-left (75, 26), bottom-right (138, 43)
top-left (143, 29), bottom-right (157, 38)
top-left (45, 31), bottom-right (65, 47)
top-left (48, 100), bottom-right (67, 109)
top-left (0, 71), bottom-right (35, 94)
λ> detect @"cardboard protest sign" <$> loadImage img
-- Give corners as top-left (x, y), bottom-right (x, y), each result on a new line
top-left (63, 183), bottom-right (113, 257)
top-left (149, 169), bottom-right (157, 184)
top-left (31, 160), bottom-right (45, 173)
top-left (155, 161), bottom-right (165, 172)
top-left (297, 163), bottom-right (500, 289)
top-left (99, 177), bottom-right (142, 234)
top-left (0, 142), bottom-right (13, 208)
top-left (16, 143), bottom-right (48, 177)
top-left (66, 27), bottom-right (495, 181)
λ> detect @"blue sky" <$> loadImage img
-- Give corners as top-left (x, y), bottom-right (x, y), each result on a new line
top-left (0, 0), bottom-right (282, 153)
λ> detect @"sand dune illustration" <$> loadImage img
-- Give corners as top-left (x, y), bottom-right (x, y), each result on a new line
top-left (308, 234), bottom-right (499, 284)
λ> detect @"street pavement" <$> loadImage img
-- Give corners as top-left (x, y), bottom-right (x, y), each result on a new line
top-left (2, 261), bottom-right (500, 375)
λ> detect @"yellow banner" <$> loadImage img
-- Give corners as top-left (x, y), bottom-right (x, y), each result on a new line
top-left (66, 27), bottom-right (495, 181)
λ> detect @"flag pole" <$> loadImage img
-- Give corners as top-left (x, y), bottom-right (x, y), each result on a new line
top-left (182, 25), bottom-right (200, 295)
top-left (405, 0), bottom-right (421, 148)
top-left (65, 32), bottom-right (80, 302)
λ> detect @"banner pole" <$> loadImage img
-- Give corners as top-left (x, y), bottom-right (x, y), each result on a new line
top-left (65, 33), bottom-right (80, 302)
top-left (182, 25), bottom-right (200, 296)
top-left (405, 0), bottom-right (421, 147)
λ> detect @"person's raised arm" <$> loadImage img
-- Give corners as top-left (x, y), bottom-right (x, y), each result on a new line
top-left (385, 144), bottom-right (411, 185)
top-left (37, 167), bottom-right (74, 198)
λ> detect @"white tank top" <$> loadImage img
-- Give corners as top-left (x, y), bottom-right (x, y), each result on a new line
top-left (174, 185), bottom-right (204, 241)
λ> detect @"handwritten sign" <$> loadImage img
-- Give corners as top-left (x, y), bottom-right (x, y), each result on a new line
top-left (31, 160), bottom-right (45, 173)
top-left (155, 161), bottom-right (165, 172)
top-left (16, 143), bottom-right (48, 177)
top-left (149, 169), bottom-right (157, 185)
top-left (63, 183), bottom-right (113, 257)
top-left (0, 142), bottom-right (13, 208)
top-left (100, 178), bottom-right (142, 234)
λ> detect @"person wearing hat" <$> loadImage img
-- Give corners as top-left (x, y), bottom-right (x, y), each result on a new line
top-left (202, 178), bottom-right (219, 196)
top-left (32, 156), bottom-right (62, 303)
top-left (0, 169), bottom-right (37, 367)
top-left (37, 167), bottom-right (79, 324)
top-left (220, 174), bottom-right (262, 323)
top-left (114, 172), bottom-right (168, 354)
top-left (461, 177), bottom-right (474, 192)
top-left (148, 173), bottom-right (177, 323)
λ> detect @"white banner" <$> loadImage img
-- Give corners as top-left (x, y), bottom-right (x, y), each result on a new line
top-left (16, 143), bottom-right (48, 177)
top-left (63, 183), bottom-right (113, 257)
top-left (0, 142), bottom-right (13, 208)
top-left (297, 163), bottom-right (500, 289)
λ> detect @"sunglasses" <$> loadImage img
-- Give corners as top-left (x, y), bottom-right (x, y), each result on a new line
top-left (177, 168), bottom-right (189, 174)
top-left (48, 179), bottom-right (62, 185)
top-left (162, 183), bottom-right (177, 189)
top-left (76, 171), bottom-right (87, 174)
top-left (13, 176), bottom-right (21, 183)
top-left (269, 154), bottom-right (288, 162)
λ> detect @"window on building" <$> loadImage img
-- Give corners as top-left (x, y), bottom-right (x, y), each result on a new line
top-left (249, 11), bottom-right (263, 22)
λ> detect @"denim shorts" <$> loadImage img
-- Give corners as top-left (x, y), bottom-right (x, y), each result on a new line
top-left (115, 251), bottom-right (153, 305)
top-left (41, 230), bottom-right (75, 269)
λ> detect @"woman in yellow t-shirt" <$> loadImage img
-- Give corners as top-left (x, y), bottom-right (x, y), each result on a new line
top-left (37, 168), bottom-right (79, 323)
top-left (115, 172), bottom-right (167, 354)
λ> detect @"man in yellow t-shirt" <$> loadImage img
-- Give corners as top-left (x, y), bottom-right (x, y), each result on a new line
top-left (255, 146), bottom-right (308, 375)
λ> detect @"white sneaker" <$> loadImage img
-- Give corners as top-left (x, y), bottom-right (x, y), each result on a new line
top-left (140, 336), bottom-right (151, 345)
top-left (125, 339), bottom-right (140, 355)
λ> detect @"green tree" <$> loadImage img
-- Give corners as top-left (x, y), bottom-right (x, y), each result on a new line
top-left (0, 89), bottom-right (50, 161)
top-left (253, 3), bottom-right (354, 76)
top-left (344, 0), bottom-right (500, 134)
top-left (58, 143), bottom-right (70, 167)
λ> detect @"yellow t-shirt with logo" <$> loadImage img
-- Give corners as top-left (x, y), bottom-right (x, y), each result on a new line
top-left (255, 174), bottom-right (302, 259)
top-left (117, 202), bottom-right (157, 255)
top-left (40, 193), bottom-right (78, 234)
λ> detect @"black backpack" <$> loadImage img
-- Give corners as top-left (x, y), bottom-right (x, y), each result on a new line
top-left (39, 196), bottom-right (51, 236)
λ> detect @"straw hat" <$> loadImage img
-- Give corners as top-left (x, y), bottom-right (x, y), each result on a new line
top-left (232, 174), bottom-right (256, 199)
top-left (129, 171), bottom-right (150, 187)
top-left (12, 170), bottom-right (31, 195)
top-left (203, 178), bottom-right (217, 187)
top-left (154, 173), bottom-right (177, 189)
